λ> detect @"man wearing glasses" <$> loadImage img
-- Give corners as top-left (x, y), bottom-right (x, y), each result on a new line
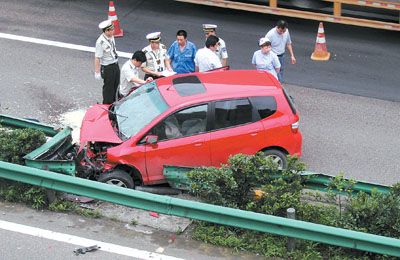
top-left (95, 20), bottom-right (120, 104)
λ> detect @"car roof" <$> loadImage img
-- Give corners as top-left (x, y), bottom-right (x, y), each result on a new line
top-left (156, 70), bottom-right (282, 108)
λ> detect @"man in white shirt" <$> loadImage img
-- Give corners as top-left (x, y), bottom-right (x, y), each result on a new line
top-left (94, 20), bottom-right (120, 104)
top-left (194, 35), bottom-right (222, 72)
top-left (141, 32), bottom-right (173, 80)
top-left (202, 24), bottom-right (228, 66)
top-left (119, 51), bottom-right (153, 97)
top-left (266, 20), bottom-right (296, 83)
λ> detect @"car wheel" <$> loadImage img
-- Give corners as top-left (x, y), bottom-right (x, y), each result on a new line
top-left (263, 149), bottom-right (287, 170)
top-left (98, 169), bottom-right (134, 189)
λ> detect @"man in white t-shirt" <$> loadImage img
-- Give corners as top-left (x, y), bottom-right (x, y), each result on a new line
top-left (119, 51), bottom-right (153, 97)
top-left (194, 35), bottom-right (222, 72)
top-left (266, 20), bottom-right (296, 83)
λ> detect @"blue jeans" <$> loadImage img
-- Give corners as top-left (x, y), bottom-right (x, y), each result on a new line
top-left (277, 54), bottom-right (285, 84)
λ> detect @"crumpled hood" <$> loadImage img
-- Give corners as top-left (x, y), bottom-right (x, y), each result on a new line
top-left (79, 104), bottom-right (122, 145)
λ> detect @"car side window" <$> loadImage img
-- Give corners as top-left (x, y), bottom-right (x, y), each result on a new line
top-left (214, 98), bottom-right (252, 130)
top-left (152, 104), bottom-right (208, 141)
top-left (249, 96), bottom-right (277, 119)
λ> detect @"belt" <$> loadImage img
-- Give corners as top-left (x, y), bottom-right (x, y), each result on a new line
top-left (277, 53), bottom-right (284, 57)
top-left (101, 62), bottom-right (118, 67)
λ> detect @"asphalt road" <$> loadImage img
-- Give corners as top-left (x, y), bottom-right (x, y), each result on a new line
top-left (0, 0), bottom-right (399, 184)
top-left (0, 201), bottom-right (263, 260)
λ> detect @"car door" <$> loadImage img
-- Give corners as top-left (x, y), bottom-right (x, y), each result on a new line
top-left (209, 98), bottom-right (265, 167)
top-left (144, 104), bottom-right (211, 184)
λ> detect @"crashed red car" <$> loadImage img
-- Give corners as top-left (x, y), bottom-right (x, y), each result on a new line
top-left (78, 70), bottom-right (302, 188)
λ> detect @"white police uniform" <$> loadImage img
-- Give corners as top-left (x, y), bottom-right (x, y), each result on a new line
top-left (142, 32), bottom-right (170, 75)
top-left (95, 19), bottom-right (120, 104)
top-left (95, 20), bottom-right (118, 66)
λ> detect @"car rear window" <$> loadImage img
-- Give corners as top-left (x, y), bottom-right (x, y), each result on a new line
top-left (281, 86), bottom-right (297, 115)
top-left (249, 96), bottom-right (277, 119)
top-left (172, 75), bottom-right (206, 96)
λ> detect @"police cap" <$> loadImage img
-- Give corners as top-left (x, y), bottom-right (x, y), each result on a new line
top-left (202, 24), bottom-right (217, 33)
top-left (146, 32), bottom-right (161, 43)
top-left (98, 20), bottom-right (115, 31)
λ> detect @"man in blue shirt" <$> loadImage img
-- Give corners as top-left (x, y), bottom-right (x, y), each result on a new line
top-left (168, 30), bottom-right (197, 74)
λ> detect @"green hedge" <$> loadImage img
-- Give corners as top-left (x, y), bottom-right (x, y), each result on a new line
top-left (187, 153), bottom-right (400, 259)
top-left (0, 126), bottom-right (47, 208)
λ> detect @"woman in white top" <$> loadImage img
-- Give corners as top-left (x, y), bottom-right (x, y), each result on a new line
top-left (252, 37), bottom-right (281, 80)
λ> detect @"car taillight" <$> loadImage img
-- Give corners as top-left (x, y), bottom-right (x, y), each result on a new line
top-left (291, 121), bottom-right (299, 134)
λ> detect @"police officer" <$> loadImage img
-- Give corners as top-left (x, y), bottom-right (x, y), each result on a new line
top-left (94, 20), bottom-right (120, 104)
top-left (141, 32), bottom-right (173, 80)
top-left (202, 24), bottom-right (228, 66)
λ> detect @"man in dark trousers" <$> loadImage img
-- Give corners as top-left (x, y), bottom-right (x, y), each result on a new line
top-left (94, 20), bottom-right (120, 104)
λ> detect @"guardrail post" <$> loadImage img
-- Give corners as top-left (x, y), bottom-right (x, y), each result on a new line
top-left (287, 208), bottom-right (296, 252)
top-left (41, 165), bottom-right (56, 204)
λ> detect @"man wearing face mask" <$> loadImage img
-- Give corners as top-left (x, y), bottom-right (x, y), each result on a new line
top-left (141, 32), bottom-right (174, 80)
top-left (266, 20), bottom-right (296, 83)
top-left (94, 20), bottom-right (120, 104)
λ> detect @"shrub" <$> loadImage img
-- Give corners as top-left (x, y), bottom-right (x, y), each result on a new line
top-left (187, 153), bottom-right (400, 259)
top-left (0, 126), bottom-right (46, 164)
top-left (0, 126), bottom-right (47, 208)
top-left (187, 152), bottom-right (308, 216)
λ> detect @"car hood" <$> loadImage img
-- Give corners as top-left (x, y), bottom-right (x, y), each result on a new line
top-left (79, 104), bottom-right (122, 145)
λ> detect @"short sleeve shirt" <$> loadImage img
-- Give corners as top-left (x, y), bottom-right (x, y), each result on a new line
top-left (266, 27), bottom-right (292, 56)
top-left (95, 33), bottom-right (118, 65)
top-left (168, 40), bottom-right (197, 74)
top-left (215, 37), bottom-right (228, 62)
top-left (119, 60), bottom-right (141, 96)
top-left (194, 47), bottom-right (222, 72)
top-left (252, 50), bottom-right (281, 79)
top-left (142, 43), bottom-right (170, 72)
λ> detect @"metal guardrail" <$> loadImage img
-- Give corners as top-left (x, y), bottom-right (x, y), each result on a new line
top-left (23, 126), bottom-right (76, 176)
top-left (0, 113), bottom-right (57, 136)
top-left (164, 165), bottom-right (391, 195)
top-left (0, 161), bottom-right (399, 257)
top-left (176, 0), bottom-right (400, 31)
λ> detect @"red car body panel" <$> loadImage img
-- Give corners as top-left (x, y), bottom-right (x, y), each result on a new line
top-left (80, 104), bottom-right (122, 145)
top-left (79, 70), bottom-right (302, 185)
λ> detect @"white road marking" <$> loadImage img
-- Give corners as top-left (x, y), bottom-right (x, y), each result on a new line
top-left (0, 220), bottom-right (185, 260)
top-left (0, 32), bottom-right (132, 58)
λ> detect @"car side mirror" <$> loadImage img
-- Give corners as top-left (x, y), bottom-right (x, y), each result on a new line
top-left (145, 135), bottom-right (158, 144)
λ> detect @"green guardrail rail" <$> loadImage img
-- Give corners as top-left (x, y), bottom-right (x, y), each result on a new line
top-left (0, 113), bottom-right (58, 136)
top-left (0, 161), bottom-right (399, 257)
top-left (163, 165), bottom-right (391, 195)
top-left (23, 126), bottom-right (76, 176)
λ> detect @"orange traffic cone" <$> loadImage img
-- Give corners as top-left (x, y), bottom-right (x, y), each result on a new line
top-left (311, 22), bottom-right (330, 61)
top-left (108, 1), bottom-right (123, 37)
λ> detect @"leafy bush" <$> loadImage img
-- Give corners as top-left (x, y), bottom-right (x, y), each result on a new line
top-left (341, 184), bottom-right (400, 238)
top-left (187, 153), bottom-right (400, 259)
top-left (0, 126), bottom-right (46, 164)
top-left (0, 126), bottom-right (47, 208)
top-left (187, 152), bottom-right (308, 216)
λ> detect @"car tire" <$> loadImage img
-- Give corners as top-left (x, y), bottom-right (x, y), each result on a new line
top-left (263, 149), bottom-right (287, 170)
top-left (98, 169), bottom-right (134, 189)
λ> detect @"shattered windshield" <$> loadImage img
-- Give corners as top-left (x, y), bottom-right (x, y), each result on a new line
top-left (114, 82), bottom-right (169, 139)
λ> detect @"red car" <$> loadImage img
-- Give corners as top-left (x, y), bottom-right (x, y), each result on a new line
top-left (78, 70), bottom-right (302, 188)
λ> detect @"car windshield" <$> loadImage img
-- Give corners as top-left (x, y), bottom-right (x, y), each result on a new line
top-left (113, 82), bottom-right (170, 139)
